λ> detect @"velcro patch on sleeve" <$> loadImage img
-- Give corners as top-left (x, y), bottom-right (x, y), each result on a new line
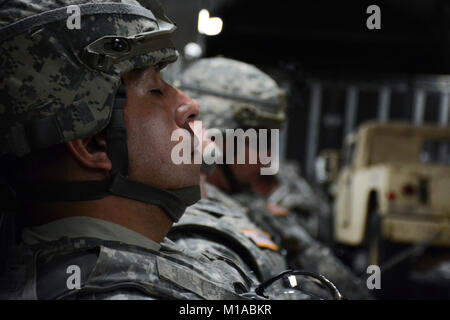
top-left (241, 228), bottom-right (279, 251)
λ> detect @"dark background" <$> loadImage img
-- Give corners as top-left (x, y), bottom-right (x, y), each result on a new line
top-left (163, 0), bottom-right (450, 180)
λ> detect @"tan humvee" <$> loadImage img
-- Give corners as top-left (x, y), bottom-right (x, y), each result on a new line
top-left (332, 122), bottom-right (450, 264)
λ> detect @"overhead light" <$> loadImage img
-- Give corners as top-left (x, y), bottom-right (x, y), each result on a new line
top-left (184, 42), bottom-right (203, 60)
top-left (198, 9), bottom-right (223, 36)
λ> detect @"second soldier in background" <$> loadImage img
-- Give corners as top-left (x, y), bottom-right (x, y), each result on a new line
top-left (172, 57), bottom-right (372, 299)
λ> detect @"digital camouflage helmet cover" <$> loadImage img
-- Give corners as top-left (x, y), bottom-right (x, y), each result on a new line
top-left (0, 0), bottom-right (200, 222)
top-left (175, 57), bottom-right (287, 131)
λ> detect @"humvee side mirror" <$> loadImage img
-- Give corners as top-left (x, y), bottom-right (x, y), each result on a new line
top-left (315, 149), bottom-right (340, 184)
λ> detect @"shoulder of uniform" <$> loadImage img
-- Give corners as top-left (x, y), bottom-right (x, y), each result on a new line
top-left (204, 183), bottom-right (249, 214)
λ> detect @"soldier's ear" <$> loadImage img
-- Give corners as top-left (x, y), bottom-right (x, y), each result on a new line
top-left (65, 134), bottom-right (112, 172)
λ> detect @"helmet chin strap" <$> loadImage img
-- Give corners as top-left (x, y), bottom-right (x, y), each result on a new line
top-left (17, 85), bottom-right (200, 223)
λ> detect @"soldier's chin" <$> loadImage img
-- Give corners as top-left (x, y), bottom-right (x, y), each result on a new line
top-left (176, 163), bottom-right (201, 187)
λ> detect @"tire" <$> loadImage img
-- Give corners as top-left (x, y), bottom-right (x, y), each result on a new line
top-left (365, 209), bottom-right (409, 274)
top-left (367, 211), bottom-right (384, 266)
top-left (352, 209), bottom-right (388, 275)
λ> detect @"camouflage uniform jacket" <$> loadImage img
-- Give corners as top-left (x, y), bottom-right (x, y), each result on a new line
top-left (169, 183), bottom-right (287, 282)
top-left (267, 161), bottom-right (332, 240)
top-left (233, 191), bottom-right (373, 300)
top-left (0, 219), bottom-right (260, 300)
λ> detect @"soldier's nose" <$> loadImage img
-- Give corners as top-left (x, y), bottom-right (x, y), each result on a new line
top-left (175, 92), bottom-right (199, 129)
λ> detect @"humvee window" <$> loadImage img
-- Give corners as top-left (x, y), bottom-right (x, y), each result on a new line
top-left (420, 140), bottom-right (450, 165)
top-left (369, 133), bottom-right (420, 165)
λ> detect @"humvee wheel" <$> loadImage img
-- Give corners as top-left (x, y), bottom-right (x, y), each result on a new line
top-left (367, 211), bottom-right (384, 266)
top-left (366, 209), bottom-right (408, 273)
top-left (351, 209), bottom-right (387, 274)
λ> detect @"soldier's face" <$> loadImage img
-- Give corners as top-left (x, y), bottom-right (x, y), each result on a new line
top-left (122, 66), bottom-right (200, 189)
top-left (230, 141), bottom-right (266, 183)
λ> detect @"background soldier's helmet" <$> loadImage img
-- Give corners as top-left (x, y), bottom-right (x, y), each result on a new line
top-left (175, 57), bottom-right (287, 131)
top-left (0, 0), bottom-right (177, 157)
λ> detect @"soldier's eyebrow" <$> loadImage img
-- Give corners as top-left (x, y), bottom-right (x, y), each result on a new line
top-left (132, 66), bottom-right (156, 88)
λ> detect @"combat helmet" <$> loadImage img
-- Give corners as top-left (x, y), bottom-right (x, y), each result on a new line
top-left (175, 57), bottom-right (286, 189)
top-left (175, 57), bottom-right (287, 131)
top-left (0, 0), bottom-right (200, 222)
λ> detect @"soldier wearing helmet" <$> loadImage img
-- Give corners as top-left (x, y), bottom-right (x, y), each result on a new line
top-left (173, 57), bottom-right (372, 299)
top-left (175, 56), bottom-right (286, 193)
top-left (168, 57), bottom-right (289, 283)
top-left (0, 0), bottom-right (265, 300)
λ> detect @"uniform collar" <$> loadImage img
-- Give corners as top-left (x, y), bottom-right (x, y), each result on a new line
top-left (21, 216), bottom-right (161, 251)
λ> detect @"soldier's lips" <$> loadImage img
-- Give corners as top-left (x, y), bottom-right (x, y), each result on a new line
top-left (188, 121), bottom-right (213, 153)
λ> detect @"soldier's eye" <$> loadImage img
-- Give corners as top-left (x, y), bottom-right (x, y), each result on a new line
top-left (149, 89), bottom-right (163, 96)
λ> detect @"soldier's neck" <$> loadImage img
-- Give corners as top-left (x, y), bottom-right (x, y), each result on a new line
top-left (206, 167), bottom-right (232, 193)
top-left (250, 174), bottom-right (279, 197)
top-left (206, 166), bottom-right (278, 197)
top-left (32, 195), bottom-right (173, 243)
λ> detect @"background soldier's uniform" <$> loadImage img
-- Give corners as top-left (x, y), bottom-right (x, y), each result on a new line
top-left (176, 57), bottom-right (370, 299)
top-left (267, 160), bottom-right (333, 243)
top-left (170, 183), bottom-right (287, 282)
top-left (234, 191), bottom-right (373, 300)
